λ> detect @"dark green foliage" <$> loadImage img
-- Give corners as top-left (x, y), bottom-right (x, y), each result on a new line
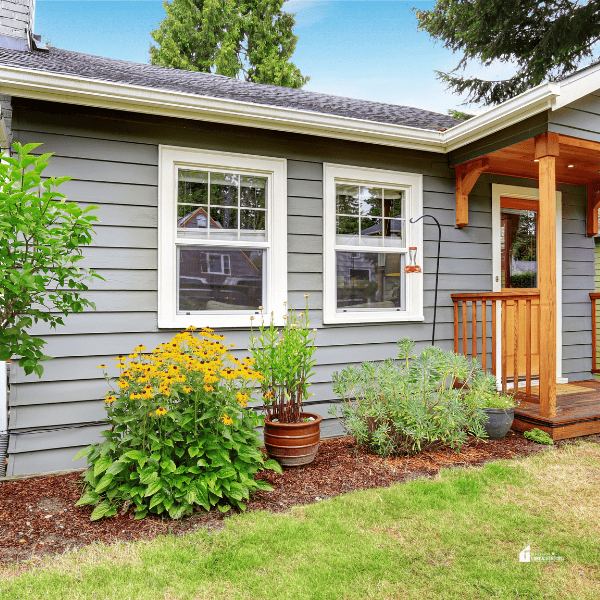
top-left (510, 271), bottom-right (537, 288)
top-left (330, 338), bottom-right (489, 457)
top-left (415, 1), bottom-right (600, 105)
top-left (0, 143), bottom-right (101, 376)
top-left (524, 428), bottom-right (554, 445)
top-left (149, 0), bottom-right (308, 88)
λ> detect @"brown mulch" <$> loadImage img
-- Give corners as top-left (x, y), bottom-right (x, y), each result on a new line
top-left (0, 431), bottom-right (593, 566)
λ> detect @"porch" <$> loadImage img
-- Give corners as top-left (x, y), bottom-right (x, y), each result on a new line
top-left (451, 131), bottom-right (600, 440)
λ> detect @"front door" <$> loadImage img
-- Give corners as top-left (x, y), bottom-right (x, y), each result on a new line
top-left (500, 197), bottom-right (540, 381)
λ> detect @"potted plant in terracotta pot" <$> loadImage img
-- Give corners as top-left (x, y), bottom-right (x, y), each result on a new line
top-left (249, 296), bottom-right (320, 467)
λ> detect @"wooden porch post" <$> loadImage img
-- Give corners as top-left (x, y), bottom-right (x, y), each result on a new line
top-left (535, 133), bottom-right (559, 418)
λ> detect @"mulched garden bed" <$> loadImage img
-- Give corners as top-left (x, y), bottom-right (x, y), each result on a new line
top-left (0, 431), bottom-right (592, 566)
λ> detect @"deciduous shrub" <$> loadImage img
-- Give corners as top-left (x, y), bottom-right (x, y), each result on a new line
top-left (75, 328), bottom-right (281, 520)
top-left (330, 338), bottom-right (489, 456)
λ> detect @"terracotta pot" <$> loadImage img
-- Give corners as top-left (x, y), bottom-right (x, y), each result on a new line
top-left (482, 407), bottom-right (515, 439)
top-left (264, 412), bottom-right (322, 467)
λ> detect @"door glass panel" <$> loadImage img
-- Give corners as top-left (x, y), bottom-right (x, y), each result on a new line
top-left (500, 207), bottom-right (537, 288)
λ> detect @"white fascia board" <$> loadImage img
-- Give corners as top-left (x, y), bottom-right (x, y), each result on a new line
top-left (7, 63), bottom-right (600, 155)
top-left (0, 65), bottom-right (445, 153)
top-left (443, 83), bottom-right (560, 152)
top-left (551, 62), bottom-right (600, 110)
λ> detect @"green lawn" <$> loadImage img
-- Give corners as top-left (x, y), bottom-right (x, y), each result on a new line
top-left (1, 442), bottom-right (599, 600)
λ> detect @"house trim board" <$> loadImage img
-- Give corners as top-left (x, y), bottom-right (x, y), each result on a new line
top-left (491, 183), bottom-right (566, 383)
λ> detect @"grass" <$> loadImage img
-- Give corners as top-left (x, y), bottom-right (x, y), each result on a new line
top-left (1, 442), bottom-right (599, 600)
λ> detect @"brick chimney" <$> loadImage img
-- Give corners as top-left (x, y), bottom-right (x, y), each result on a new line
top-left (0, 0), bottom-right (35, 49)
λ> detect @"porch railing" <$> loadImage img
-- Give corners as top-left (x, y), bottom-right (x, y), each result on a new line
top-left (451, 291), bottom-right (540, 402)
top-left (591, 293), bottom-right (600, 374)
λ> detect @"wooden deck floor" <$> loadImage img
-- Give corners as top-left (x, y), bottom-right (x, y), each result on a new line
top-left (512, 380), bottom-right (600, 440)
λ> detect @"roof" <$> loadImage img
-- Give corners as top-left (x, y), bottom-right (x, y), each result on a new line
top-left (0, 46), bottom-right (461, 131)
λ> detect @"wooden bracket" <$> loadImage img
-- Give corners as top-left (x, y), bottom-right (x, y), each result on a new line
top-left (587, 183), bottom-right (600, 237)
top-left (454, 157), bottom-right (489, 228)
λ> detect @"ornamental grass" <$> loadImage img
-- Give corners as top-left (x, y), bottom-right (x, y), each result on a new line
top-left (75, 327), bottom-right (281, 521)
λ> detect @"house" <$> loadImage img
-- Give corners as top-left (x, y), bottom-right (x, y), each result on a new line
top-left (2, 0), bottom-right (600, 476)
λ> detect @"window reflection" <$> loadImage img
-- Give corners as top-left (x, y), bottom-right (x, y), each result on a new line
top-left (501, 208), bottom-right (537, 288)
top-left (178, 246), bottom-right (263, 312)
top-left (336, 251), bottom-right (404, 310)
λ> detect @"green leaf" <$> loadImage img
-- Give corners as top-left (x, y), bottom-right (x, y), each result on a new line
top-left (73, 445), bottom-right (94, 460)
top-left (93, 456), bottom-right (112, 478)
top-left (144, 480), bottom-right (162, 497)
top-left (95, 472), bottom-right (115, 494)
top-left (90, 500), bottom-right (111, 521)
top-left (254, 480), bottom-right (274, 492)
top-left (217, 504), bottom-right (231, 514)
top-left (75, 491), bottom-right (100, 506)
top-left (134, 508), bottom-right (148, 520)
top-left (263, 459), bottom-right (283, 475)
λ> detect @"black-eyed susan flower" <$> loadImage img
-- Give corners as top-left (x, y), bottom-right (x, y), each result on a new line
top-left (104, 395), bottom-right (117, 404)
top-left (221, 414), bottom-right (233, 425)
top-left (203, 384), bottom-right (214, 392)
top-left (236, 392), bottom-right (248, 407)
top-left (156, 407), bottom-right (167, 416)
top-left (97, 364), bottom-right (107, 369)
top-left (182, 386), bottom-right (192, 394)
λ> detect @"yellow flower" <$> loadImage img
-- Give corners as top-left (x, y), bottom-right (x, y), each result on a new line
top-left (118, 380), bottom-right (130, 390)
top-left (221, 414), bottom-right (233, 425)
top-left (156, 407), bottom-right (167, 416)
top-left (116, 363), bottom-right (126, 369)
top-left (97, 364), bottom-right (107, 369)
top-left (203, 384), bottom-right (214, 392)
top-left (263, 390), bottom-right (274, 400)
top-left (236, 392), bottom-right (248, 407)
top-left (104, 395), bottom-right (117, 404)
top-left (182, 386), bottom-right (192, 393)
top-left (128, 353), bottom-right (138, 359)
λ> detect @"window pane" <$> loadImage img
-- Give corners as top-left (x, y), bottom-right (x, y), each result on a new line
top-left (383, 189), bottom-right (403, 218)
top-left (178, 246), bottom-right (263, 312)
top-left (178, 170), bottom-right (208, 205)
top-left (360, 217), bottom-right (383, 246)
top-left (336, 183), bottom-right (360, 215)
top-left (501, 208), bottom-right (537, 288)
top-left (240, 176), bottom-right (267, 209)
top-left (336, 214), bottom-right (359, 245)
top-left (210, 172), bottom-right (239, 207)
top-left (359, 186), bottom-right (382, 217)
top-left (336, 251), bottom-right (404, 310)
top-left (240, 209), bottom-right (266, 241)
top-left (382, 218), bottom-right (403, 246)
top-left (177, 205), bottom-right (208, 231)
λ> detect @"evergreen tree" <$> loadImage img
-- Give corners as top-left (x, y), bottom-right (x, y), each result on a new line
top-left (149, 0), bottom-right (308, 88)
top-left (415, 0), bottom-right (600, 105)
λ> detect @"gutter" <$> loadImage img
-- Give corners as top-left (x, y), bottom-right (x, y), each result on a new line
top-left (0, 65), bottom-right (566, 154)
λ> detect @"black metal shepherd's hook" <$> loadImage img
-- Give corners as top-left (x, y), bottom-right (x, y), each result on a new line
top-left (409, 214), bottom-right (441, 347)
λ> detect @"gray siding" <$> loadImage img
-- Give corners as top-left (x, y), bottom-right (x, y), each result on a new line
top-left (549, 91), bottom-right (600, 143)
top-left (6, 97), bottom-right (596, 474)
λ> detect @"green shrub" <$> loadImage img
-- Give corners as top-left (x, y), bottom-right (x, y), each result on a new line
top-left (330, 338), bottom-right (490, 456)
top-left (524, 428), bottom-right (554, 445)
top-left (75, 328), bottom-right (282, 520)
top-left (510, 271), bottom-right (536, 288)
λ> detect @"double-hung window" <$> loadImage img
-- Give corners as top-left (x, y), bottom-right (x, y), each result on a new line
top-left (159, 146), bottom-right (287, 328)
top-left (323, 164), bottom-right (423, 324)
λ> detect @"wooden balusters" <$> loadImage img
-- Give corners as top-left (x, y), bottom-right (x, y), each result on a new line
top-left (452, 291), bottom-right (540, 402)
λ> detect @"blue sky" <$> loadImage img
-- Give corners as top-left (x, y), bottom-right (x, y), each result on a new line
top-left (34, 1), bottom-right (512, 115)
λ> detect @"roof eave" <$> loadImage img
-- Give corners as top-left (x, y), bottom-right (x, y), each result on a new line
top-left (0, 65), bottom-right (446, 152)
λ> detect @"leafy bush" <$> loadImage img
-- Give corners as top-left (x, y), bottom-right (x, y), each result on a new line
top-left (0, 143), bottom-right (102, 376)
top-left (510, 271), bottom-right (536, 288)
top-left (524, 428), bottom-right (554, 445)
top-left (330, 338), bottom-right (489, 457)
top-left (75, 328), bottom-right (281, 520)
top-left (249, 297), bottom-right (317, 423)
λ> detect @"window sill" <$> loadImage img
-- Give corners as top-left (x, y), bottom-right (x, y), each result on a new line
top-left (158, 313), bottom-right (286, 330)
top-left (322, 312), bottom-right (425, 325)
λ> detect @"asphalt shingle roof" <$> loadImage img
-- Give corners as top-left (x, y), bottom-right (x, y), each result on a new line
top-left (0, 46), bottom-right (461, 131)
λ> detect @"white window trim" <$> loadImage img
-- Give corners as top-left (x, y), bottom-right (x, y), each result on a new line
top-left (323, 163), bottom-right (424, 324)
top-left (158, 145), bottom-right (287, 328)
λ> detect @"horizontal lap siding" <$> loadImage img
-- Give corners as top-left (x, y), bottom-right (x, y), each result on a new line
top-left (7, 100), bottom-right (494, 475)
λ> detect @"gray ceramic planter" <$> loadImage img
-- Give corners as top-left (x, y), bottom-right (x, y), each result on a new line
top-left (482, 407), bottom-right (515, 439)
